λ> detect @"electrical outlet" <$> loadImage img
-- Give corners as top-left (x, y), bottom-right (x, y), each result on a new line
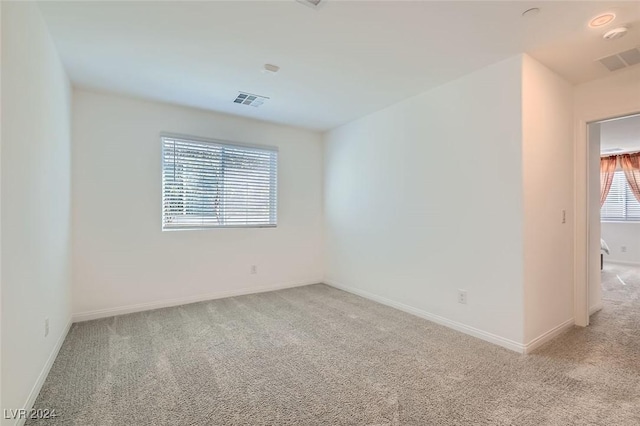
top-left (562, 210), bottom-right (566, 224)
top-left (457, 290), bottom-right (467, 305)
top-left (621, 246), bottom-right (627, 253)
top-left (44, 318), bottom-right (49, 337)
top-left (250, 265), bottom-right (257, 274)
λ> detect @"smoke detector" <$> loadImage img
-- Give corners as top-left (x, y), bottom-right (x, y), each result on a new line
top-left (598, 47), bottom-right (640, 72)
top-left (603, 27), bottom-right (628, 41)
top-left (233, 92), bottom-right (269, 107)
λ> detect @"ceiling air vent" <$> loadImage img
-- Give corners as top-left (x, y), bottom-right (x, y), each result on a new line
top-left (297, 0), bottom-right (324, 10)
top-left (598, 47), bottom-right (640, 72)
top-left (233, 92), bottom-right (269, 107)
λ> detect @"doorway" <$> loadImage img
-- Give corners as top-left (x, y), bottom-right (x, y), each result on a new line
top-left (585, 113), bottom-right (640, 326)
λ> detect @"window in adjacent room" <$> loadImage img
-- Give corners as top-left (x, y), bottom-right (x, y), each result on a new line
top-left (601, 170), bottom-right (640, 221)
top-left (162, 135), bottom-right (278, 230)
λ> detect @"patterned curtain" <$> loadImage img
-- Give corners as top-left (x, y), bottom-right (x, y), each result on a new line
top-left (620, 153), bottom-right (640, 203)
top-left (600, 156), bottom-right (618, 206)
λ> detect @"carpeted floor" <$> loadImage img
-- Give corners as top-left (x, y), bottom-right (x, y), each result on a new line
top-left (28, 266), bottom-right (640, 425)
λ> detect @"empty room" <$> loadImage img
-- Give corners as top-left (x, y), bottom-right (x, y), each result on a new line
top-left (2, 1), bottom-right (640, 425)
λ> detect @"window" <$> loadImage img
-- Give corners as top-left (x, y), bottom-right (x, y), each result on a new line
top-left (162, 135), bottom-right (277, 230)
top-left (601, 170), bottom-right (640, 221)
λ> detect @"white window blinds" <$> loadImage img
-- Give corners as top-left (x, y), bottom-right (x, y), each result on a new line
top-left (601, 170), bottom-right (640, 221)
top-left (162, 136), bottom-right (278, 230)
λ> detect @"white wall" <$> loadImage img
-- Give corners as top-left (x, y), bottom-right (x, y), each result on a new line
top-left (574, 67), bottom-right (640, 319)
top-left (72, 90), bottom-right (323, 317)
top-left (0, 1), bottom-right (4, 411)
top-left (324, 56), bottom-right (526, 348)
top-left (1, 2), bottom-right (72, 423)
top-left (574, 67), bottom-right (640, 123)
top-left (601, 222), bottom-right (640, 265)
top-left (521, 55), bottom-right (574, 344)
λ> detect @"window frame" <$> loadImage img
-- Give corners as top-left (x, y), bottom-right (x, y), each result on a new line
top-left (600, 169), bottom-right (640, 223)
top-left (160, 133), bottom-right (278, 231)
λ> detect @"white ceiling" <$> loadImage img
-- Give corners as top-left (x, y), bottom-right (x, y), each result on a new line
top-left (38, 1), bottom-right (640, 132)
top-left (600, 114), bottom-right (640, 153)
top-left (529, 2), bottom-right (640, 84)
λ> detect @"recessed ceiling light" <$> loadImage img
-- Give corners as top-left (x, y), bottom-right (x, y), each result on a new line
top-left (589, 13), bottom-right (616, 28)
top-left (297, 0), bottom-right (323, 10)
top-left (522, 8), bottom-right (540, 18)
top-left (263, 64), bottom-right (280, 74)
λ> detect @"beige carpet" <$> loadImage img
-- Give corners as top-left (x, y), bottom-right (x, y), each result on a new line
top-left (27, 268), bottom-right (640, 425)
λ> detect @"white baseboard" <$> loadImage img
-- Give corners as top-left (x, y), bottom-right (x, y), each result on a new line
top-left (325, 279), bottom-right (526, 354)
top-left (590, 302), bottom-right (603, 315)
top-left (605, 259), bottom-right (640, 267)
top-left (523, 318), bottom-right (574, 354)
top-left (72, 279), bottom-right (322, 322)
top-left (14, 318), bottom-right (72, 426)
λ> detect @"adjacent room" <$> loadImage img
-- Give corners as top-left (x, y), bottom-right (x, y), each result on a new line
top-left (2, 1), bottom-right (640, 425)
top-left (596, 114), bottom-right (640, 334)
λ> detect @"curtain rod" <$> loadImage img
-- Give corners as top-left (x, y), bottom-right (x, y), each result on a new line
top-left (601, 149), bottom-right (640, 158)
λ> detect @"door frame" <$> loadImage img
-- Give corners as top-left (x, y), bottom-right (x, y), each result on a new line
top-left (574, 108), bottom-right (640, 327)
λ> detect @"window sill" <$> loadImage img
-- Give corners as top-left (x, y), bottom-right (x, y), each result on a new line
top-left (601, 220), bottom-right (640, 224)
top-left (162, 224), bottom-right (277, 231)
